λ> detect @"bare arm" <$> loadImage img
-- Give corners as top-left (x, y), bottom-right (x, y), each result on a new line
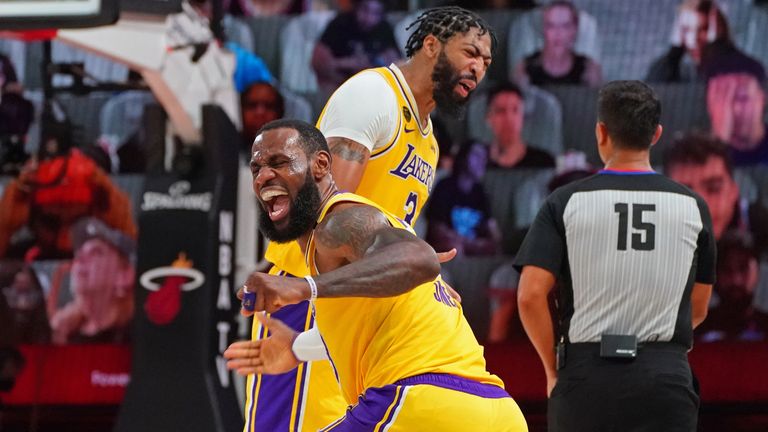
top-left (313, 203), bottom-right (441, 297)
top-left (691, 282), bottom-right (712, 329)
top-left (327, 137), bottom-right (371, 192)
top-left (518, 265), bottom-right (558, 396)
top-left (243, 204), bottom-right (440, 312)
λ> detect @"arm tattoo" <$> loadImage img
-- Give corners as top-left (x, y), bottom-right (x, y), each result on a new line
top-left (328, 137), bottom-right (368, 164)
top-left (312, 205), bottom-right (438, 298)
top-left (315, 205), bottom-right (389, 261)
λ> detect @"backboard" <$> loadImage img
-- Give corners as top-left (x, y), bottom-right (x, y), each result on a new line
top-left (0, 0), bottom-right (119, 29)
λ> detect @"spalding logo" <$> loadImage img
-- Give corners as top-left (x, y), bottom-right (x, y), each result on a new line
top-left (141, 180), bottom-right (212, 212)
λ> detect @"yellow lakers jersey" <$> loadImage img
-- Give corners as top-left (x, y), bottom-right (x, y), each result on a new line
top-left (263, 241), bottom-right (308, 277)
top-left (306, 192), bottom-right (505, 404)
top-left (255, 65), bottom-right (439, 430)
top-left (265, 65), bottom-right (438, 285)
top-left (319, 65), bottom-right (439, 226)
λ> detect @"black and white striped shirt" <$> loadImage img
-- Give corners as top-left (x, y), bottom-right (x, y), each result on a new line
top-left (515, 170), bottom-right (716, 348)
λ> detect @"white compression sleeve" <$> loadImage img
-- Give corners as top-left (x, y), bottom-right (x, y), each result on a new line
top-left (291, 326), bottom-right (329, 362)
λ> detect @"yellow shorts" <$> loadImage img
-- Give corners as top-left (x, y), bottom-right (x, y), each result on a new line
top-left (320, 373), bottom-right (528, 431)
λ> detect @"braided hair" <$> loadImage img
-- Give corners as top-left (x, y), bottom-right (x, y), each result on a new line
top-left (404, 7), bottom-right (497, 58)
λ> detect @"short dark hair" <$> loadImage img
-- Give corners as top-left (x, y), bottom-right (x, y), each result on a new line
top-left (663, 131), bottom-right (733, 178)
top-left (486, 81), bottom-right (524, 108)
top-left (257, 119), bottom-right (329, 157)
top-left (404, 6), bottom-right (497, 58)
top-left (597, 80), bottom-right (661, 150)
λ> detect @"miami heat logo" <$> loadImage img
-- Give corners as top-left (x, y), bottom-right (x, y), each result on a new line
top-left (140, 253), bottom-right (205, 325)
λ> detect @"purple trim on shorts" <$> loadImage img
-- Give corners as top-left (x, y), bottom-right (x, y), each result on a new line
top-left (378, 386), bottom-right (406, 429)
top-left (319, 385), bottom-right (403, 432)
top-left (321, 374), bottom-right (510, 431)
top-left (393, 373), bottom-right (510, 399)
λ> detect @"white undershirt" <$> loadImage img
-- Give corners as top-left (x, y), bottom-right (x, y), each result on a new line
top-left (317, 65), bottom-right (401, 152)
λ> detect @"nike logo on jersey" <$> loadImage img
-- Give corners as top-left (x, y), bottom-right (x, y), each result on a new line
top-left (404, 127), bottom-right (415, 133)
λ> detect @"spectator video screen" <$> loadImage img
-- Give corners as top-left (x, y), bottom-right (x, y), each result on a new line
top-left (0, 158), bottom-right (139, 404)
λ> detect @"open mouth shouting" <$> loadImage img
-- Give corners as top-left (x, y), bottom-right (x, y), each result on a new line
top-left (456, 78), bottom-right (477, 98)
top-left (260, 185), bottom-right (290, 224)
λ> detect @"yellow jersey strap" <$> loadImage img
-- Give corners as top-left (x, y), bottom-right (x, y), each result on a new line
top-left (376, 65), bottom-right (431, 137)
top-left (315, 192), bottom-right (404, 228)
top-left (264, 241), bottom-right (310, 277)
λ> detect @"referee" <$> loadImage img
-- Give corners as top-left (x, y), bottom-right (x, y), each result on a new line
top-left (515, 80), bottom-right (715, 432)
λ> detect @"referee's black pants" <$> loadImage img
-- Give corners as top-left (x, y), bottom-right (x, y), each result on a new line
top-left (548, 343), bottom-right (699, 432)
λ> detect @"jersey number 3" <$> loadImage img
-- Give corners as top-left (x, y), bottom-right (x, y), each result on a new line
top-left (404, 192), bottom-right (418, 225)
top-left (614, 203), bottom-right (656, 251)
top-left (403, 192), bottom-right (419, 225)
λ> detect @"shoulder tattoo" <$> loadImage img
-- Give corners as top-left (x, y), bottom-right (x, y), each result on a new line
top-left (315, 205), bottom-right (389, 260)
top-left (328, 137), bottom-right (368, 164)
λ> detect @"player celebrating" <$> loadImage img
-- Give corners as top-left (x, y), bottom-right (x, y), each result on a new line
top-left (243, 7), bottom-right (497, 432)
top-left (227, 120), bottom-right (527, 431)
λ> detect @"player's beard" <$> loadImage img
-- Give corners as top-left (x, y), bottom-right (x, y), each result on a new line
top-left (432, 50), bottom-right (472, 119)
top-left (257, 170), bottom-right (322, 243)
